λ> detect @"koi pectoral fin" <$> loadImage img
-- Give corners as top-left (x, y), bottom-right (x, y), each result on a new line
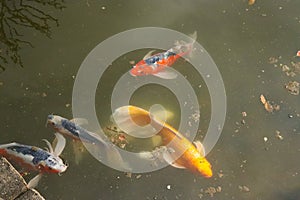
top-left (153, 68), bottom-right (178, 79)
top-left (72, 140), bottom-right (86, 165)
top-left (53, 133), bottom-right (66, 156)
top-left (27, 173), bottom-right (42, 189)
top-left (193, 141), bottom-right (205, 156)
top-left (104, 144), bottom-right (131, 171)
top-left (84, 141), bottom-right (131, 172)
top-left (162, 150), bottom-right (186, 169)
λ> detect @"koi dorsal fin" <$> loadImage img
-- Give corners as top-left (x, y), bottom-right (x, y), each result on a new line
top-left (143, 50), bottom-right (156, 60)
top-left (70, 118), bottom-right (89, 126)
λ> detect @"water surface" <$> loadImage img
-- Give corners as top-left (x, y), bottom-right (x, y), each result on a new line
top-left (1, 0), bottom-right (300, 199)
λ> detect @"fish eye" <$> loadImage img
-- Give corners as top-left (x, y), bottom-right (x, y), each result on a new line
top-left (51, 122), bottom-right (55, 126)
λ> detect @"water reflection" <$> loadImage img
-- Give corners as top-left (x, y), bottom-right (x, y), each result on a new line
top-left (0, 0), bottom-right (64, 72)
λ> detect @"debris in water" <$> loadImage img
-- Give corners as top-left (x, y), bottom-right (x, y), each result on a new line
top-left (268, 57), bottom-right (279, 64)
top-left (106, 125), bottom-right (129, 149)
top-left (282, 65), bottom-right (290, 72)
top-left (204, 186), bottom-right (222, 197)
top-left (238, 185), bottom-right (250, 192)
top-left (166, 184), bottom-right (171, 190)
top-left (125, 172), bottom-right (132, 178)
top-left (260, 94), bottom-right (267, 104)
top-left (217, 171), bottom-right (224, 178)
top-left (65, 103), bottom-right (71, 108)
top-left (129, 60), bottom-right (135, 65)
top-left (191, 111), bottom-right (200, 122)
top-left (248, 0), bottom-right (256, 5)
top-left (285, 81), bottom-right (299, 95)
top-left (275, 130), bottom-right (283, 140)
top-left (263, 137), bottom-right (268, 142)
top-left (260, 94), bottom-right (280, 112)
top-left (0, 81), bottom-right (3, 86)
top-left (136, 174), bottom-right (142, 179)
top-left (241, 111), bottom-right (247, 117)
top-left (288, 114), bottom-right (293, 118)
top-left (274, 61), bottom-right (300, 77)
top-left (41, 92), bottom-right (47, 97)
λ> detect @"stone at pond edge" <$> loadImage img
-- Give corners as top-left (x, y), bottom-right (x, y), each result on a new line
top-left (0, 157), bottom-right (45, 200)
top-left (15, 189), bottom-right (44, 200)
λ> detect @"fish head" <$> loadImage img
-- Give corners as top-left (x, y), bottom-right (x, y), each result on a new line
top-left (47, 115), bottom-right (65, 130)
top-left (39, 155), bottom-right (68, 174)
top-left (195, 157), bottom-right (213, 178)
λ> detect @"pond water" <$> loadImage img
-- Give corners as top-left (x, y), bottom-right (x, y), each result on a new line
top-left (1, 0), bottom-right (300, 199)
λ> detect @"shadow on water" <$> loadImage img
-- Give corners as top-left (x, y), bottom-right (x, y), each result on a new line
top-left (0, 0), bottom-right (64, 72)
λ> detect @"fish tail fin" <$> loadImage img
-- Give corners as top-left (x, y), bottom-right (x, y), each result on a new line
top-left (189, 31), bottom-right (197, 44)
top-left (174, 31), bottom-right (197, 58)
top-left (84, 140), bottom-right (131, 172)
top-left (185, 31), bottom-right (197, 58)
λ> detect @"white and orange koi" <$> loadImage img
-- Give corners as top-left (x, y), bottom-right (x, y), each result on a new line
top-left (112, 105), bottom-right (213, 178)
top-left (0, 133), bottom-right (67, 188)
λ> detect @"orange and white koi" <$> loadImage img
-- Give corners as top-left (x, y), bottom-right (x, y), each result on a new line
top-left (130, 32), bottom-right (197, 79)
top-left (112, 105), bottom-right (213, 178)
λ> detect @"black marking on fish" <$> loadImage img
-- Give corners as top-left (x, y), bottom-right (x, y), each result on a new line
top-left (7, 145), bottom-right (50, 165)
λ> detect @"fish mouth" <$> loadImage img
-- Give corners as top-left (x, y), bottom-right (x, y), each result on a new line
top-left (57, 165), bottom-right (68, 174)
top-left (129, 69), bottom-right (136, 77)
top-left (46, 115), bottom-right (55, 127)
top-left (204, 172), bottom-right (213, 178)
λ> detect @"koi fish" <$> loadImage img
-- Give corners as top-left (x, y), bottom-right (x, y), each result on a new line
top-left (47, 115), bottom-right (105, 144)
top-left (130, 32), bottom-right (197, 79)
top-left (47, 115), bottom-right (130, 171)
top-left (297, 50), bottom-right (300, 57)
top-left (112, 105), bottom-right (213, 178)
top-left (0, 133), bottom-right (67, 188)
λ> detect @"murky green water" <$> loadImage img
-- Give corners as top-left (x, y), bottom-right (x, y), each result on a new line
top-left (1, 0), bottom-right (300, 199)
